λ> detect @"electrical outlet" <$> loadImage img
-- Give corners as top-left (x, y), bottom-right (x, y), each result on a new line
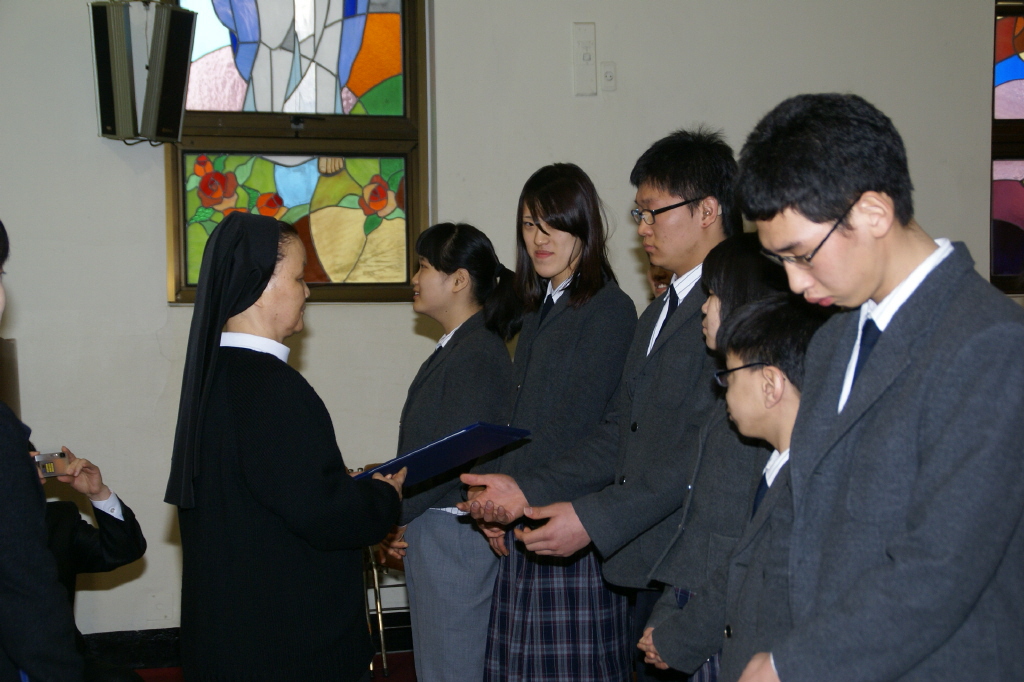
top-left (600, 61), bottom-right (616, 91)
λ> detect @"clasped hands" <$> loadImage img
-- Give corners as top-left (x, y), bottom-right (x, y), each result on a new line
top-left (638, 628), bottom-right (777, 681)
top-left (454, 473), bottom-right (592, 558)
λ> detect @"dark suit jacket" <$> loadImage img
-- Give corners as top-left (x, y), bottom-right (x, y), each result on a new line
top-left (650, 464), bottom-right (795, 682)
top-left (642, 403), bottom-right (768, 622)
top-left (398, 311), bottom-right (513, 525)
top-left (474, 282), bottom-right (637, 489)
top-left (517, 283), bottom-right (720, 588)
top-left (771, 243), bottom-right (1024, 681)
top-left (45, 499), bottom-right (147, 654)
top-left (0, 401), bottom-right (83, 682)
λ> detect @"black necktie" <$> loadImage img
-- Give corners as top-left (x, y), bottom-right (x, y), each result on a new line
top-left (852, 318), bottom-right (882, 384)
top-left (538, 294), bottom-right (554, 323)
top-left (751, 473), bottom-right (769, 518)
top-left (656, 286), bottom-right (679, 341)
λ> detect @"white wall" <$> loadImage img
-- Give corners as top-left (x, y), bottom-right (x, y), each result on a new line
top-left (0, 0), bottom-right (993, 633)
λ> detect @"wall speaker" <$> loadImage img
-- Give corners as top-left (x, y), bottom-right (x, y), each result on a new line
top-left (141, 4), bottom-right (197, 142)
top-left (90, 2), bottom-right (137, 140)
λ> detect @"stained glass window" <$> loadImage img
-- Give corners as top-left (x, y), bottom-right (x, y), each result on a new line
top-left (183, 0), bottom-right (403, 116)
top-left (993, 5), bottom-right (1024, 293)
top-left (995, 16), bottom-right (1024, 119)
top-left (182, 152), bottom-right (407, 285)
top-left (992, 160), bottom-right (1024, 279)
top-left (168, 0), bottom-right (424, 303)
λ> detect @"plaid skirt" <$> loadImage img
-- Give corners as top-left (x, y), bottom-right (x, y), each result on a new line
top-left (484, 527), bottom-right (632, 682)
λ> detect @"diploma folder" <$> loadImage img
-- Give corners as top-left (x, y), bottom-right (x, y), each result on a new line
top-left (354, 422), bottom-right (529, 487)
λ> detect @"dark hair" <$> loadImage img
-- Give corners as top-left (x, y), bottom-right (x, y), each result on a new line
top-left (718, 295), bottom-right (834, 391)
top-left (630, 126), bottom-right (741, 237)
top-left (737, 93), bottom-right (914, 226)
top-left (514, 163), bottom-right (616, 313)
top-left (701, 232), bottom-right (788, 335)
top-left (417, 222), bottom-right (519, 341)
top-left (275, 221), bottom-right (300, 263)
top-left (0, 219), bottom-right (8, 268)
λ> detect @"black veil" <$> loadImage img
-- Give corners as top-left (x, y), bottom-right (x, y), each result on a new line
top-left (165, 213), bottom-right (282, 508)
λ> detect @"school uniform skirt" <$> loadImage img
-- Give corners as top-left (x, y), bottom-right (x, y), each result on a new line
top-left (484, 526), bottom-right (632, 682)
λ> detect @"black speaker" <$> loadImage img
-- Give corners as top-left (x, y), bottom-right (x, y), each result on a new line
top-left (90, 2), bottom-right (137, 140)
top-left (141, 4), bottom-right (197, 142)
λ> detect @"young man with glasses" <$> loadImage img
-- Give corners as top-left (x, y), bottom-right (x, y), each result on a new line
top-left (732, 93), bottom-right (1024, 682)
top-left (462, 128), bottom-right (756, 680)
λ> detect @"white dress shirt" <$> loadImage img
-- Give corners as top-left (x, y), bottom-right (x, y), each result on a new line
top-left (837, 239), bottom-right (952, 412)
top-left (91, 491), bottom-right (125, 521)
top-left (647, 264), bottom-right (702, 355)
top-left (547, 274), bottom-right (573, 303)
top-left (763, 448), bottom-right (790, 487)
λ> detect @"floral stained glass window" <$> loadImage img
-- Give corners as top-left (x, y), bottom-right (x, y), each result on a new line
top-left (183, 152), bottom-right (407, 285)
top-left (182, 0), bottom-right (403, 116)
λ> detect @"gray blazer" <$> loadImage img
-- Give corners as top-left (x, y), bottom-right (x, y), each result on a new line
top-left (770, 243), bottom-right (1024, 681)
top-left (642, 402), bottom-right (768, 620)
top-left (650, 463), bottom-right (795, 682)
top-left (518, 283), bottom-right (720, 588)
top-left (398, 311), bottom-right (513, 525)
top-left (474, 281), bottom-right (637, 485)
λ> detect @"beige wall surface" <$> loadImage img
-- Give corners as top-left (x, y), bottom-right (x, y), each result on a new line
top-left (0, 0), bottom-right (992, 633)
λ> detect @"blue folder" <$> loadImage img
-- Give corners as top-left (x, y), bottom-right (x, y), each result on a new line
top-left (355, 422), bottom-right (529, 487)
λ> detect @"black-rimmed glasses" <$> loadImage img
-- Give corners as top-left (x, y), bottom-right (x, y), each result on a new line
top-left (631, 197), bottom-right (701, 226)
top-left (760, 200), bottom-right (856, 269)
top-left (714, 362), bottom-right (768, 388)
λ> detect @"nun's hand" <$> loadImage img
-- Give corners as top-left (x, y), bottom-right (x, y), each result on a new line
top-left (373, 467), bottom-right (407, 500)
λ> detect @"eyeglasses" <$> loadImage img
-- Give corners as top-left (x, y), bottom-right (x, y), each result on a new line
top-left (714, 362), bottom-right (767, 388)
top-left (760, 200), bottom-right (856, 269)
top-left (631, 197), bottom-right (701, 226)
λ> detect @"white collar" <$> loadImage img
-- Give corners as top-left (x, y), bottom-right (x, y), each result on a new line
top-left (859, 238), bottom-right (953, 332)
top-left (437, 321), bottom-right (465, 349)
top-left (669, 263), bottom-right (703, 300)
top-left (220, 332), bottom-right (290, 362)
top-left (764, 448), bottom-right (790, 487)
top-left (546, 274), bottom-right (574, 303)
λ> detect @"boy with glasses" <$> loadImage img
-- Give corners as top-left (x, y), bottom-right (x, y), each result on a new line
top-left (732, 93), bottom-right (1024, 682)
top-left (638, 295), bottom-right (831, 682)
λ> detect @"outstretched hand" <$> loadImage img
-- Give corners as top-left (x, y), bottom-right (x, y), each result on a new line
top-left (373, 467), bottom-right (407, 501)
top-left (457, 473), bottom-right (528, 524)
top-left (514, 502), bottom-right (591, 557)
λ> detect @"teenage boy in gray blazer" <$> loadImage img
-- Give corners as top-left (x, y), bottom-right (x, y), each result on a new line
top-left (731, 93), bottom-right (1024, 682)
top-left (462, 128), bottom-right (754, 678)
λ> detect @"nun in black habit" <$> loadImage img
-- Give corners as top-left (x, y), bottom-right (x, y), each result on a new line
top-left (166, 214), bottom-right (404, 682)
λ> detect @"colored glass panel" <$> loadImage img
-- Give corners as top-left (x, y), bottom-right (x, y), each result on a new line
top-left (183, 0), bottom-right (403, 116)
top-left (995, 16), bottom-right (1024, 119)
top-left (182, 153), bottom-right (407, 285)
top-left (992, 160), bottom-right (1024, 278)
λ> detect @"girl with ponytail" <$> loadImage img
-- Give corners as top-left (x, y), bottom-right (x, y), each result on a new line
top-left (380, 222), bottom-right (516, 682)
